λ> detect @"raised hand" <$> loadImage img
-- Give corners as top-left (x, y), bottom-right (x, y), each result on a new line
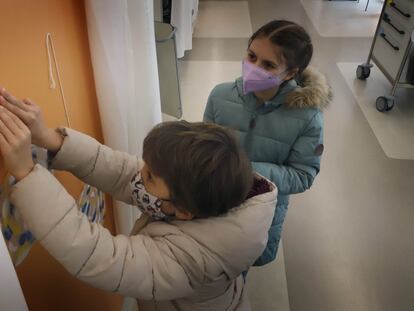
top-left (0, 88), bottom-right (63, 152)
top-left (0, 106), bottom-right (34, 181)
top-left (0, 88), bottom-right (49, 146)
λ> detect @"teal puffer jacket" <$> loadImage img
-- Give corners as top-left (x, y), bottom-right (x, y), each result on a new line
top-left (203, 67), bottom-right (331, 265)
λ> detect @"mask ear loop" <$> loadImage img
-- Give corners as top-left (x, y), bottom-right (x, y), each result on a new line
top-left (140, 175), bottom-right (172, 202)
top-left (277, 69), bottom-right (288, 80)
top-left (285, 65), bottom-right (302, 80)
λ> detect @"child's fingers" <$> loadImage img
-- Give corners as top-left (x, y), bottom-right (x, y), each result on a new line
top-left (0, 88), bottom-right (30, 112)
top-left (22, 98), bottom-right (36, 107)
top-left (1, 106), bottom-right (27, 130)
top-left (0, 132), bottom-right (11, 154)
top-left (0, 96), bottom-right (30, 121)
top-left (0, 118), bottom-right (14, 143)
top-left (0, 96), bottom-right (30, 124)
top-left (0, 107), bottom-right (27, 139)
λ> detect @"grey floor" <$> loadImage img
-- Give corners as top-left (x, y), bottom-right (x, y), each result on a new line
top-left (182, 0), bottom-right (414, 310)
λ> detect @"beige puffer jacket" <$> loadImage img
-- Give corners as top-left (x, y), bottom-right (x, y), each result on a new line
top-left (10, 128), bottom-right (277, 311)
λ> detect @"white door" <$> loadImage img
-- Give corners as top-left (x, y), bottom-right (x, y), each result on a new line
top-left (0, 233), bottom-right (28, 311)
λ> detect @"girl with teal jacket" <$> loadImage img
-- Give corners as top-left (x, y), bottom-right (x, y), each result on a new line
top-left (204, 20), bottom-right (331, 266)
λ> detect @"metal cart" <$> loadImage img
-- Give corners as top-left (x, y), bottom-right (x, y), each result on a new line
top-left (155, 22), bottom-right (183, 119)
top-left (357, 0), bottom-right (414, 112)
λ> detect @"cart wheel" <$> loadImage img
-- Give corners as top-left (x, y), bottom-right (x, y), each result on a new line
top-left (386, 99), bottom-right (395, 111)
top-left (356, 65), bottom-right (371, 80)
top-left (376, 96), bottom-right (394, 112)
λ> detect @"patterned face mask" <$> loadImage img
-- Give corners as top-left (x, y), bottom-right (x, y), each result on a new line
top-left (130, 172), bottom-right (170, 220)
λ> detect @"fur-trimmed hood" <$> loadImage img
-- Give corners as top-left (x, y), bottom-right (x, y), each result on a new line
top-left (285, 66), bottom-right (332, 110)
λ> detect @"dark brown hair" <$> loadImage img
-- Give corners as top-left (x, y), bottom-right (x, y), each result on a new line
top-left (249, 20), bottom-right (313, 75)
top-left (143, 121), bottom-right (253, 217)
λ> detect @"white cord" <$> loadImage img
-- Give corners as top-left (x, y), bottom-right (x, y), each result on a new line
top-left (46, 33), bottom-right (71, 128)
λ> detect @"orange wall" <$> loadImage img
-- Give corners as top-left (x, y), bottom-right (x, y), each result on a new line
top-left (0, 0), bottom-right (123, 310)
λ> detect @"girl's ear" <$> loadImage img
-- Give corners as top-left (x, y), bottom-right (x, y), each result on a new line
top-left (285, 68), bottom-right (299, 81)
top-left (175, 208), bottom-right (194, 220)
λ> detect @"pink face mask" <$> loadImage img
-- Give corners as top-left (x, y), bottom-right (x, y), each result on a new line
top-left (242, 60), bottom-right (285, 95)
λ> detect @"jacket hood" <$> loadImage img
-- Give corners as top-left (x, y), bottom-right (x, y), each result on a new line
top-left (170, 174), bottom-right (278, 279)
top-left (284, 66), bottom-right (332, 110)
